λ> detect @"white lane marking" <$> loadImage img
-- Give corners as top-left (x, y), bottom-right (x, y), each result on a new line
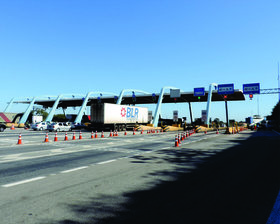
top-left (2, 176), bottom-right (46, 188)
top-left (60, 166), bottom-right (88, 174)
top-left (272, 130), bottom-right (280, 135)
top-left (97, 159), bottom-right (116, 165)
top-left (162, 147), bottom-right (170, 149)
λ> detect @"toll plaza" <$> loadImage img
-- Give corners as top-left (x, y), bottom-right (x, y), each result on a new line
top-left (6, 86), bottom-right (245, 128)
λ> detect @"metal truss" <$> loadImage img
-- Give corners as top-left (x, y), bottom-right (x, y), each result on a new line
top-left (260, 88), bottom-right (280, 94)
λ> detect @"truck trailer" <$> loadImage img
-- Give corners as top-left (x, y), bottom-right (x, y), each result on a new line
top-left (90, 103), bottom-right (148, 131)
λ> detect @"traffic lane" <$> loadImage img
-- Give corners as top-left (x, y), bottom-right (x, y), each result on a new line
top-left (0, 132), bottom-right (224, 224)
top-left (90, 130), bottom-right (279, 224)
top-left (0, 131), bottom-right (174, 153)
top-left (0, 132), bottom-right (186, 186)
top-left (0, 150), bottom-right (126, 186)
top-left (0, 131), bottom-right (212, 161)
top-left (0, 130), bottom-right (259, 224)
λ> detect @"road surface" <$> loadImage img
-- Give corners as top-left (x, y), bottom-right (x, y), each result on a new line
top-left (0, 129), bottom-right (279, 224)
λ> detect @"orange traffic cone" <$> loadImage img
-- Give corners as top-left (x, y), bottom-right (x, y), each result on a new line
top-left (204, 130), bottom-right (207, 134)
top-left (175, 135), bottom-right (179, 147)
top-left (133, 129), bottom-right (136, 135)
top-left (10, 124), bottom-right (15, 130)
top-left (91, 131), bottom-right (94, 139)
top-left (124, 130), bottom-right (127, 136)
top-left (141, 130), bottom-right (144, 134)
top-left (54, 132), bottom-right (58, 142)
top-left (116, 130), bottom-right (119, 136)
top-left (186, 131), bottom-right (189, 138)
top-left (95, 131), bottom-right (98, 138)
top-left (181, 133), bottom-right (184, 141)
top-left (72, 131), bottom-right (76, 140)
top-left (79, 131), bottom-right (83, 140)
top-left (17, 134), bottom-right (22, 145)
top-left (178, 133), bottom-right (181, 144)
top-left (44, 132), bottom-right (49, 143)
top-left (216, 129), bottom-right (219, 134)
top-left (109, 130), bottom-right (113, 137)
top-left (101, 131), bottom-right (104, 138)
top-left (64, 132), bottom-right (68, 141)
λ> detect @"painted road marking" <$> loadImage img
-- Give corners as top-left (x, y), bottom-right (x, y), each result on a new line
top-left (161, 147), bottom-right (170, 149)
top-left (2, 176), bottom-right (46, 188)
top-left (272, 130), bottom-right (280, 136)
top-left (97, 159), bottom-right (116, 165)
top-left (267, 190), bottom-right (280, 224)
top-left (60, 166), bottom-right (89, 174)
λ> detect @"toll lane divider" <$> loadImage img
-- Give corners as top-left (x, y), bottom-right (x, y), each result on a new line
top-left (15, 129), bottom-right (165, 145)
top-left (173, 129), bottom-right (221, 148)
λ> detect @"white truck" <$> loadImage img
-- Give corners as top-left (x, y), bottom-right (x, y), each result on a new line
top-left (90, 103), bottom-right (148, 131)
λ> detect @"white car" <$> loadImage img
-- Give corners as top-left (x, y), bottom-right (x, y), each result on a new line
top-left (32, 122), bottom-right (49, 131)
top-left (48, 122), bottom-right (72, 132)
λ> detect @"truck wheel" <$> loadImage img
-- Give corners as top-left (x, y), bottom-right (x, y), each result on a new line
top-left (0, 127), bottom-right (4, 132)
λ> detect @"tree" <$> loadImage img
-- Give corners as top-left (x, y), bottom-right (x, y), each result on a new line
top-left (270, 101), bottom-right (280, 128)
top-left (34, 109), bottom-right (48, 120)
top-left (213, 118), bottom-right (220, 128)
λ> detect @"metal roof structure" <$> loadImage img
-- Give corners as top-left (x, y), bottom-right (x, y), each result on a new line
top-left (15, 89), bottom-right (245, 108)
top-left (9, 86), bottom-right (246, 127)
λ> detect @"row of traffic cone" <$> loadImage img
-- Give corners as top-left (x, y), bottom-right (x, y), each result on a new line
top-left (174, 129), bottom-right (199, 147)
top-left (175, 131), bottom-right (192, 147)
top-left (109, 130), bottom-right (119, 137)
top-left (17, 128), bottom-right (166, 145)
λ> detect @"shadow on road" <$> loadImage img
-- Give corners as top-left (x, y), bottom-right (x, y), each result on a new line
top-left (52, 131), bottom-right (280, 224)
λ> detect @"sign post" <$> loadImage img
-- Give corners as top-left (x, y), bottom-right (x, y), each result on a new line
top-left (217, 84), bottom-right (234, 129)
top-left (201, 110), bottom-right (207, 123)
top-left (173, 110), bottom-right (178, 123)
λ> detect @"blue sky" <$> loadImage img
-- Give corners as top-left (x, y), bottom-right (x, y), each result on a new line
top-left (0, 0), bottom-right (279, 122)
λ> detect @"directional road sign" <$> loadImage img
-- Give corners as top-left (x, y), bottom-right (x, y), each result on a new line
top-left (243, 83), bottom-right (260, 94)
top-left (217, 84), bottom-right (234, 95)
top-left (194, 87), bottom-right (205, 96)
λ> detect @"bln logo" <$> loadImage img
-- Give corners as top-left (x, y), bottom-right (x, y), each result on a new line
top-left (120, 107), bottom-right (139, 119)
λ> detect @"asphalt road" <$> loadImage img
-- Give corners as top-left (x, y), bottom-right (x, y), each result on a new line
top-left (0, 129), bottom-right (279, 224)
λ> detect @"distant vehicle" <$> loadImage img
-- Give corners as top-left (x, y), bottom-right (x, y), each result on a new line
top-left (48, 122), bottom-right (72, 132)
top-left (32, 122), bottom-right (49, 131)
top-left (0, 123), bottom-right (6, 132)
top-left (90, 103), bottom-right (148, 131)
top-left (70, 122), bottom-right (86, 130)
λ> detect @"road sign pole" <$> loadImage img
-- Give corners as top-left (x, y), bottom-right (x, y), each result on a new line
top-left (225, 100), bottom-right (229, 128)
top-left (188, 102), bottom-right (193, 126)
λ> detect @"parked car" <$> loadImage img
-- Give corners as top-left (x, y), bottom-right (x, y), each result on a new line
top-left (32, 122), bottom-right (49, 131)
top-left (48, 122), bottom-right (72, 132)
top-left (0, 123), bottom-right (6, 132)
